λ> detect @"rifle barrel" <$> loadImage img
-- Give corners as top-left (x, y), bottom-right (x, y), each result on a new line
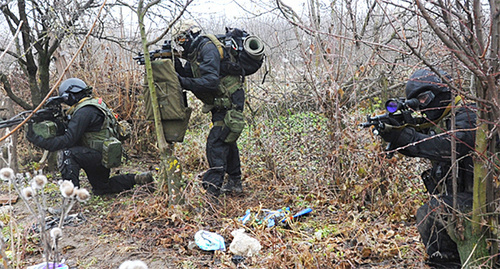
top-left (0, 118), bottom-right (23, 129)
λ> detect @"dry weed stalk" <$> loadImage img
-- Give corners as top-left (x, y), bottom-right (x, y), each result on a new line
top-left (0, 167), bottom-right (90, 268)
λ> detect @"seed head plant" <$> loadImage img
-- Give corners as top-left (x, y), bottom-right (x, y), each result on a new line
top-left (0, 167), bottom-right (91, 268)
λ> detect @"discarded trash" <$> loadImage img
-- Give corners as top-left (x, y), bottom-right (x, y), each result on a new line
top-left (261, 208), bottom-right (288, 228)
top-left (33, 213), bottom-right (86, 232)
top-left (281, 208), bottom-right (313, 223)
top-left (239, 207), bottom-right (313, 228)
top-left (27, 262), bottom-right (68, 269)
top-left (239, 209), bottom-right (252, 224)
top-left (118, 260), bottom-right (148, 269)
top-left (194, 230), bottom-right (226, 251)
top-left (229, 229), bottom-right (262, 257)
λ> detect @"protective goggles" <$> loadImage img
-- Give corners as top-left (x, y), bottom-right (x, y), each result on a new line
top-left (416, 90), bottom-right (435, 108)
top-left (174, 31), bottom-right (191, 46)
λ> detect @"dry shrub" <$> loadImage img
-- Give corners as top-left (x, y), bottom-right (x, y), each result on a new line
top-left (94, 92), bottom-right (429, 268)
top-left (2, 35), bottom-right (430, 267)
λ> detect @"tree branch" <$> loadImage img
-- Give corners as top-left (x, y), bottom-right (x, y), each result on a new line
top-left (415, 0), bottom-right (487, 82)
top-left (0, 73), bottom-right (32, 110)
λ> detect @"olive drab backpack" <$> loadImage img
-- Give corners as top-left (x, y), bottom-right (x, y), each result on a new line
top-left (143, 59), bottom-right (192, 143)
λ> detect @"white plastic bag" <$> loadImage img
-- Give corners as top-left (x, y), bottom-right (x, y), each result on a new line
top-left (194, 230), bottom-right (226, 251)
top-left (229, 229), bottom-right (261, 257)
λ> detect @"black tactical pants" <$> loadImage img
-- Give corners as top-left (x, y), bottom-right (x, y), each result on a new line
top-left (202, 88), bottom-right (244, 196)
top-left (202, 124), bottom-right (242, 196)
top-left (416, 192), bottom-right (473, 264)
top-left (58, 146), bottom-right (136, 195)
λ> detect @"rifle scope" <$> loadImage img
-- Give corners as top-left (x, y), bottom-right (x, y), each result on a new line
top-left (385, 98), bottom-right (419, 113)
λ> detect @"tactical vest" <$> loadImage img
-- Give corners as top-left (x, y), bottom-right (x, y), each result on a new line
top-left (67, 97), bottom-right (118, 152)
top-left (187, 35), bottom-right (242, 109)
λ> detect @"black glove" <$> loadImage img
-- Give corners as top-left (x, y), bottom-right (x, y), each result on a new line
top-left (377, 117), bottom-right (402, 143)
top-left (26, 123), bottom-right (44, 146)
top-left (176, 73), bottom-right (187, 89)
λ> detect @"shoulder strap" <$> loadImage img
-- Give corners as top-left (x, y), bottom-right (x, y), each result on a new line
top-left (204, 34), bottom-right (224, 60)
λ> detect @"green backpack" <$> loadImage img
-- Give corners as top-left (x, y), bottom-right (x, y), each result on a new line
top-left (143, 59), bottom-right (192, 143)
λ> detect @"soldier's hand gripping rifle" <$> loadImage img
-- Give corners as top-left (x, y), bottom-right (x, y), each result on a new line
top-left (0, 95), bottom-right (68, 138)
top-left (133, 40), bottom-right (175, 65)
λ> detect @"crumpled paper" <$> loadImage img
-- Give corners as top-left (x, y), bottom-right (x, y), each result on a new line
top-left (229, 229), bottom-right (262, 257)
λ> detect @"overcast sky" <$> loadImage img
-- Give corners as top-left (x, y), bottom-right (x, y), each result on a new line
top-left (188, 0), bottom-right (308, 18)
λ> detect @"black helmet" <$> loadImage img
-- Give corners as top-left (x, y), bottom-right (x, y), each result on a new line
top-left (58, 78), bottom-right (89, 97)
top-left (405, 69), bottom-right (450, 100)
top-left (405, 69), bottom-right (452, 120)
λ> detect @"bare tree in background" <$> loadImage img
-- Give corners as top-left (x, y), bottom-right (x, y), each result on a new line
top-left (0, 0), bottom-right (100, 109)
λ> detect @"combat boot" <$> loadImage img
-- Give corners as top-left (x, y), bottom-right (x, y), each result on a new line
top-left (201, 167), bottom-right (225, 197)
top-left (134, 172), bottom-right (154, 185)
top-left (221, 176), bottom-right (243, 194)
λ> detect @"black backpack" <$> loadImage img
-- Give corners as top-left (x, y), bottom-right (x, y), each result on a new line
top-left (207, 27), bottom-right (265, 78)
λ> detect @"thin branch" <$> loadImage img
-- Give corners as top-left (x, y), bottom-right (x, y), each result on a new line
top-left (146, 0), bottom-right (193, 46)
top-left (415, 0), bottom-right (487, 82)
top-left (0, 0), bottom-right (109, 143)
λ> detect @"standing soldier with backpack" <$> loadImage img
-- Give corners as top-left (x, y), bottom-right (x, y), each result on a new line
top-left (172, 20), bottom-right (248, 198)
top-left (26, 78), bottom-right (154, 195)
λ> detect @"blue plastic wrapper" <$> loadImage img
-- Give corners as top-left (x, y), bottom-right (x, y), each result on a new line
top-left (239, 207), bottom-right (313, 228)
top-left (194, 230), bottom-right (226, 251)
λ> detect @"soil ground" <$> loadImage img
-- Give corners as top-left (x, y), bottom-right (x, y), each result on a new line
top-left (5, 158), bottom-right (436, 269)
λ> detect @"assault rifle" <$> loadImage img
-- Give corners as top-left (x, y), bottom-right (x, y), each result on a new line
top-left (360, 98), bottom-right (428, 134)
top-left (0, 95), bottom-right (67, 138)
top-left (133, 40), bottom-right (175, 65)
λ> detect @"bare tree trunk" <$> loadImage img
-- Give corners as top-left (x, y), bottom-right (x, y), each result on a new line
top-left (137, 0), bottom-right (184, 205)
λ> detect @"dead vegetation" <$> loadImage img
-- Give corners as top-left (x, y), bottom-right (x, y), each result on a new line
top-left (9, 106), bottom-right (432, 268)
top-left (1, 1), bottom-right (488, 268)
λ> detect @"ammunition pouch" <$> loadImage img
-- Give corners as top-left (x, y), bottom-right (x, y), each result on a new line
top-left (219, 75), bottom-right (242, 96)
top-left (32, 120), bottom-right (58, 139)
top-left (213, 97), bottom-right (232, 110)
top-left (102, 137), bottom-right (122, 169)
top-left (223, 109), bottom-right (245, 143)
top-left (86, 137), bottom-right (123, 169)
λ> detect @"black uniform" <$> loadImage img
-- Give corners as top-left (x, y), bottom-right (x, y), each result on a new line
top-left (27, 104), bottom-right (136, 195)
top-left (382, 103), bottom-right (476, 264)
top-left (176, 35), bottom-right (244, 196)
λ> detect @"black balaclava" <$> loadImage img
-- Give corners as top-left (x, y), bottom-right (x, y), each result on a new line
top-left (405, 69), bottom-right (452, 121)
top-left (183, 32), bottom-right (201, 59)
top-left (421, 91), bottom-right (452, 121)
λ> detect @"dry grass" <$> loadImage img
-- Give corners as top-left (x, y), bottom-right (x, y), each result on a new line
top-left (90, 108), bottom-right (431, 268)
top-left (4, 37), bottom-right (436, 268)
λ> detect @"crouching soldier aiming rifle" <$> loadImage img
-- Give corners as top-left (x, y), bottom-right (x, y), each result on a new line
top-left (25, 78), bottom-right (154, 195)
top-left (0, 94), bottom-right (67, 138)
top-left (362, 69), bottom-right (476, 268)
